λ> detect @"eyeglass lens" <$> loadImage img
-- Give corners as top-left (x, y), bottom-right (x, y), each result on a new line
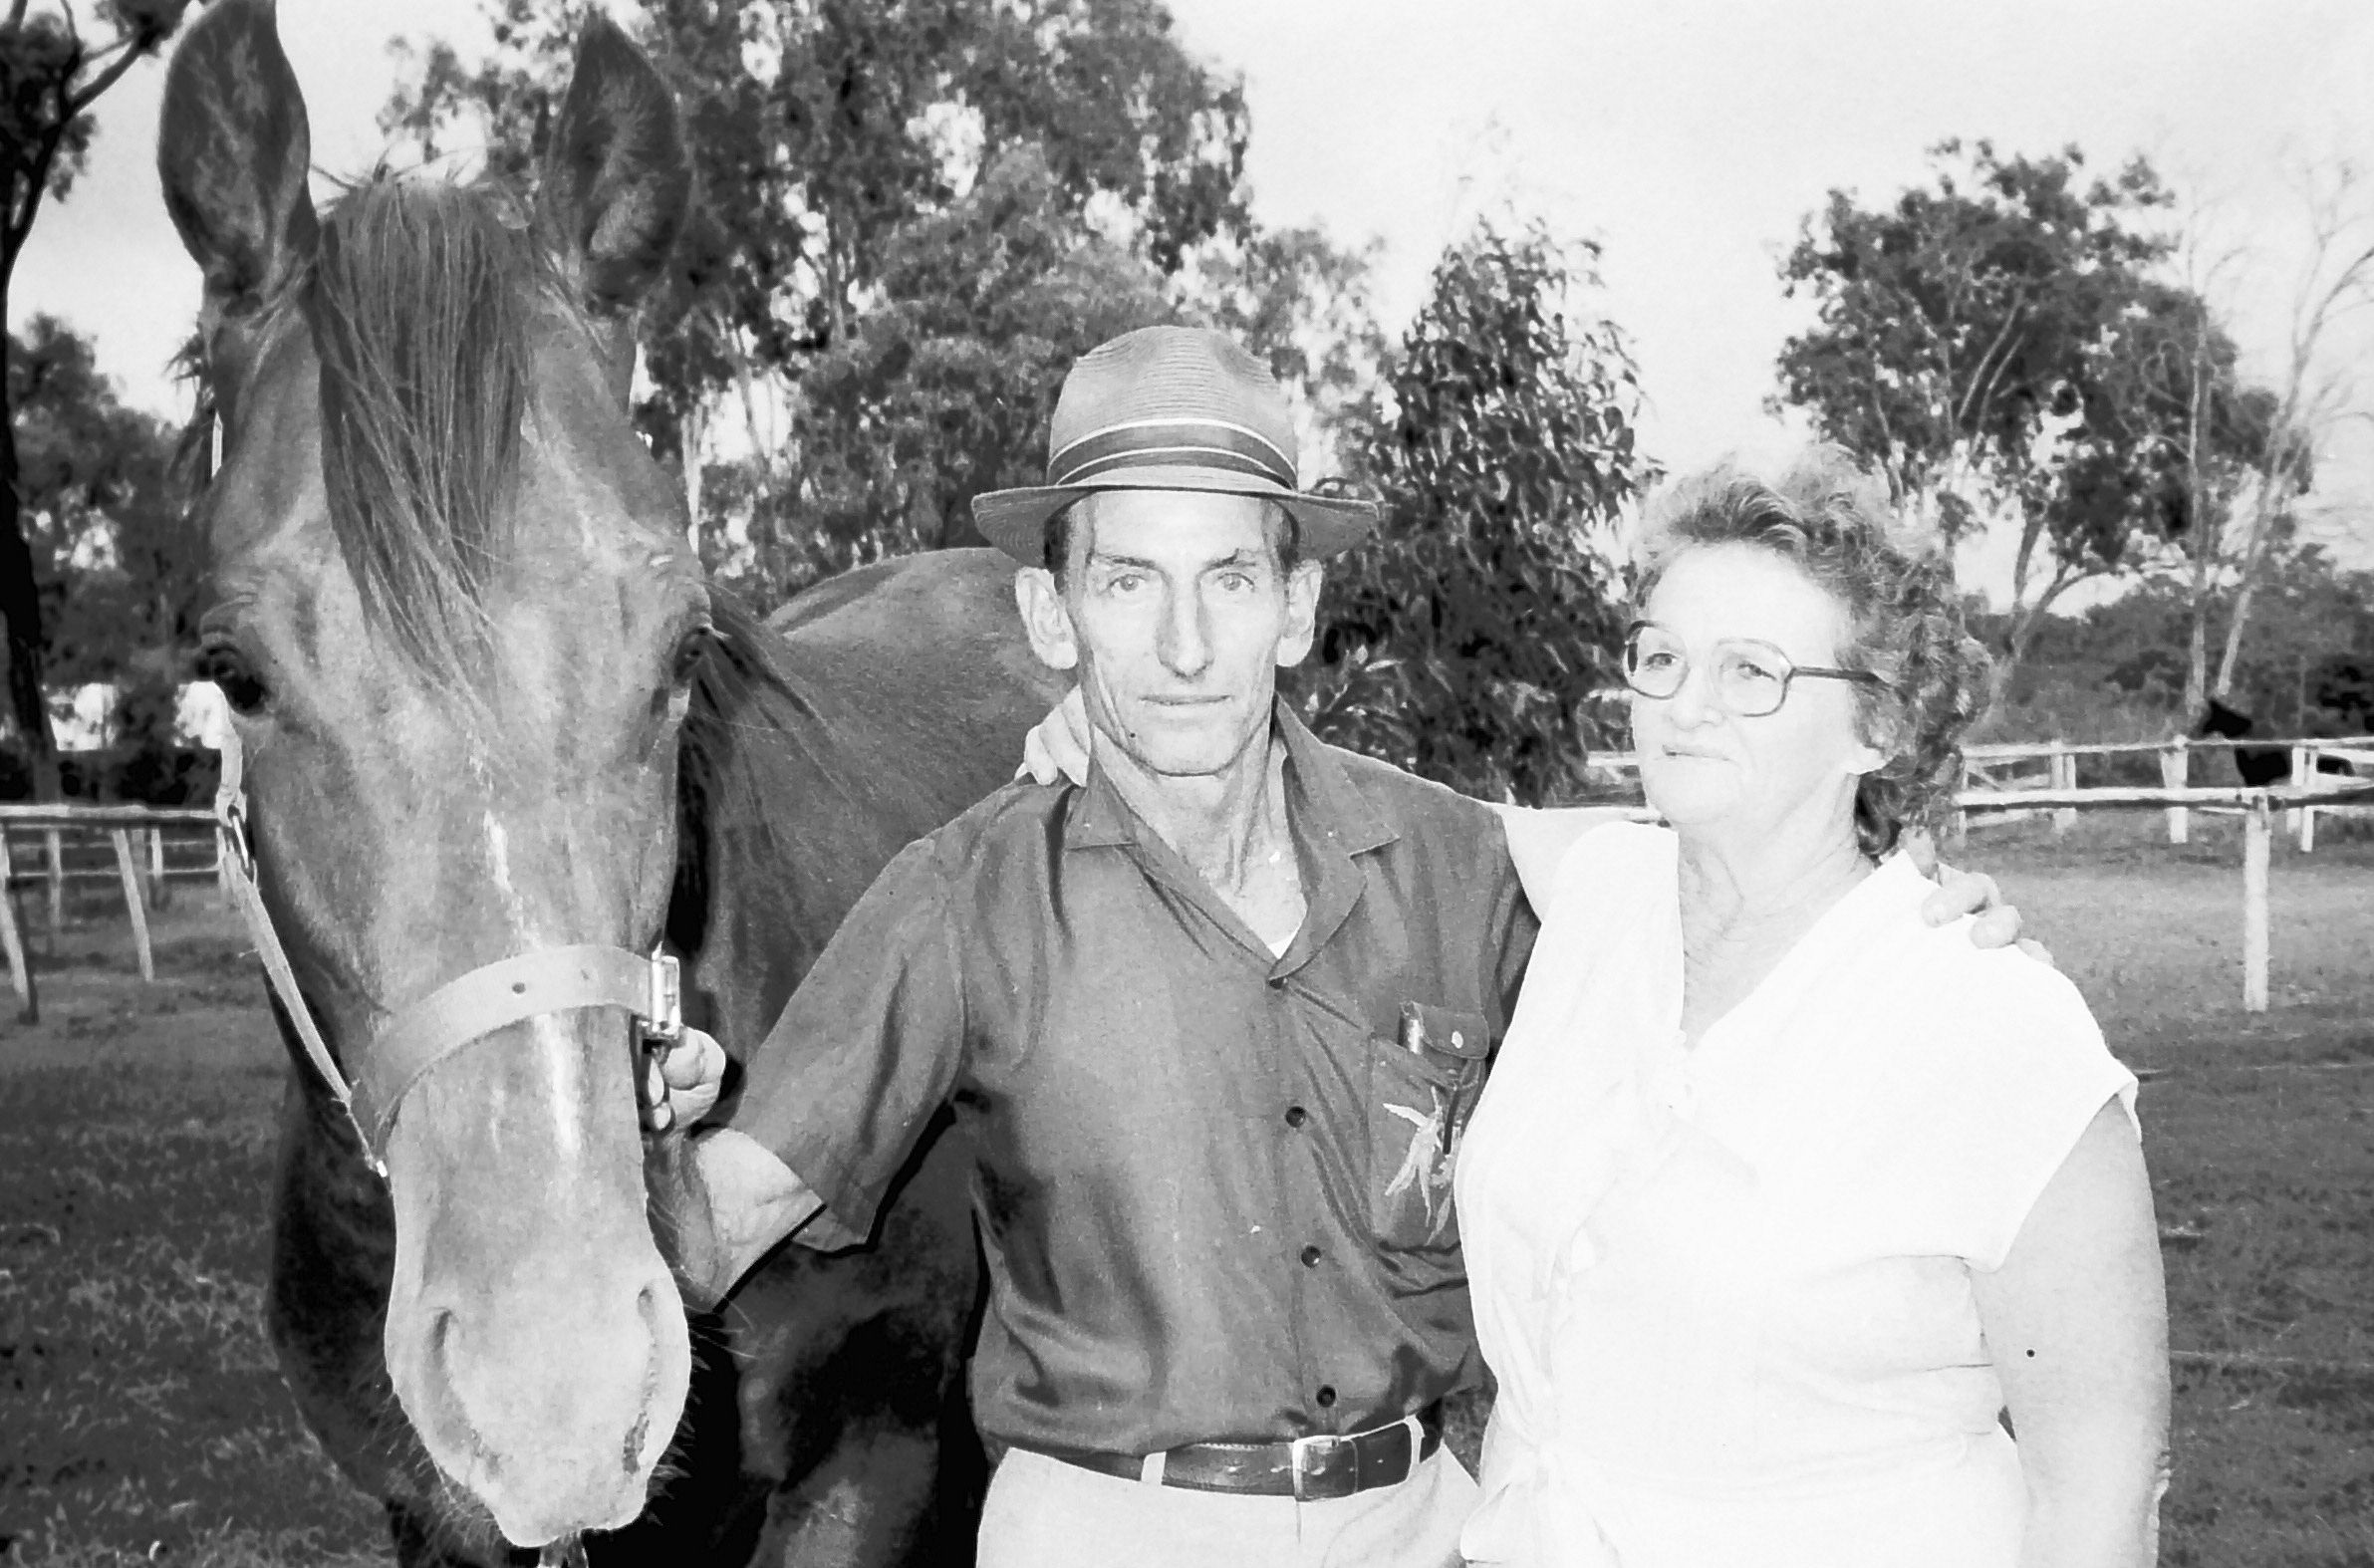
top-left (1624, 628), bottom-right (1791, 716)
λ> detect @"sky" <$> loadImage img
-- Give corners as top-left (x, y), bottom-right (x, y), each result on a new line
top-left (14, 0), bottom-right (2374, 602)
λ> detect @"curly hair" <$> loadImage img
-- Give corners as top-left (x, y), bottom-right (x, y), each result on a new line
top-left (1629, 449), bottom-right (1995, 860)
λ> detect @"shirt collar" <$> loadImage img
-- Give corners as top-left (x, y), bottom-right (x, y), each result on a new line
top-left (1061, 697), bottom-right (1400, 858)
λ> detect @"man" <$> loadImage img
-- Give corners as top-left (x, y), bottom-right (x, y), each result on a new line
top-left (656, 326), bottom-right (2017, 1565)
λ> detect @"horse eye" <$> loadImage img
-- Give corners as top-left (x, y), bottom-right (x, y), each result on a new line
top-left (199, 642), bottom-right (271, 716)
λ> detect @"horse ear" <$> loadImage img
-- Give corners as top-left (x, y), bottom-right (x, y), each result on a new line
top-left (539, 16), bottom-right (691, 313)
top-left (156, 0), bottom-right (319, 314)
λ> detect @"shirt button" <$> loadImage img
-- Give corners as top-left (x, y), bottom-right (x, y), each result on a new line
top-left (1316, 1386), bottom-right (1337, 1408)
top-left (1284, 1105), bottom-right (1309, 1129)
top-left (1300, 1244), bottom-right (1323, 1267)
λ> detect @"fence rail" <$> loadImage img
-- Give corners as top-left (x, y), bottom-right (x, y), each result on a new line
top-left (1, 805), bottom-right (224, 1014)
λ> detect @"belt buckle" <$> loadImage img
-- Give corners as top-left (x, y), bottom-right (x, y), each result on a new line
top-left (1287, 1432), bottom-right (1354, 1501)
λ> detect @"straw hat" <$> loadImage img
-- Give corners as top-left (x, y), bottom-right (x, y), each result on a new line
top-left (972, 325), bottom-right (1379, 564)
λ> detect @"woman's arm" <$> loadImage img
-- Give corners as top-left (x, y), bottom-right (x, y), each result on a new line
top-left (1973, 1101), bottom-right (2171, 1568)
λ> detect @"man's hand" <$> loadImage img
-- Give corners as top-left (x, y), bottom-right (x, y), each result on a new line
top-left (1016, 687), bottom-right (1092, 787)
top-left (1914, 856), bottom-right (2052, 965)
top-left (641, 1025), bottom-right (727, 1134)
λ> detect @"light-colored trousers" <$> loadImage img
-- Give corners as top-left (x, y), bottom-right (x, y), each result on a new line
top-left (976, 1444), bottom-right (1478, 1568)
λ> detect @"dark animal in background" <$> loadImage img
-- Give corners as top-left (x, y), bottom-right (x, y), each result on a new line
top-left (160, 3), bottom-right (1059, 1561)
top-left (2195, 698), bottom-right (2354, 786)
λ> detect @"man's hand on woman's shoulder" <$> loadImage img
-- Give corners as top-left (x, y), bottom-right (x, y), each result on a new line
top-left (1907, 836), bottom-right (2052, 964)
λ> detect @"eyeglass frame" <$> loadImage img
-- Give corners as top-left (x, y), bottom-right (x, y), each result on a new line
top-left (1621, 620), bottom-right (1896, 718)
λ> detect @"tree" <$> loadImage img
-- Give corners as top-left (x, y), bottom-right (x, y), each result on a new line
top-left (385, 0), bottom-right (1252, 536)
top-left (723, 144), bottom-right (1171, 595)
top-left (1, 0), bottom-right (191, 797)
top-left (1774, 140), bottom-right (2182, 664)
top-left (6, 315), bottom-right (197, 772)
top-left (1308, 220), bottom-right (1649, 805)
top-left (2199, 163), bottom-right (2374, 710)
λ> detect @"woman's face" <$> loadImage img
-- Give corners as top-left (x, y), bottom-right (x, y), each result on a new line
top-left (1630, 542), bottom-right (1887, 847)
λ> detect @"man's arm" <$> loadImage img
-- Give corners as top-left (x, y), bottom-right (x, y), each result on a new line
top-left (647, 1127), bottom-right (823, 1305)
top-left (650, 835), bottom-right (973, 1305)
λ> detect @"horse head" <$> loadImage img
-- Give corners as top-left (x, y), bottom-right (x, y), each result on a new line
top-left (160, 0), bottom-right (701, 1546)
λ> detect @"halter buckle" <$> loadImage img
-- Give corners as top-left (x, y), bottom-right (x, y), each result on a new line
top-left (643, 950), bottom-right (682, 1047)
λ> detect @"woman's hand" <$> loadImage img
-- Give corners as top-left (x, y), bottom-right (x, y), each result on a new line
top-left (1016, 687), bottom-right (1092, 787)
top-left (642, 1025), bottom-right (727, 1134)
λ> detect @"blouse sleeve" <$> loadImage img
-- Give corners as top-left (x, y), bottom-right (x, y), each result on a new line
top-left (1897, 948), bottom-right (2141, 1274)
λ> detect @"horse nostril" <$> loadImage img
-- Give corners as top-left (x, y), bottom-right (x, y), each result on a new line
top-left (624, 1283), bottom-right (664, 1474)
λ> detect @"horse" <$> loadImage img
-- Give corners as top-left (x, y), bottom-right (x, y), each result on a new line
top-left (159, 4), bottom-right (1062, 1559)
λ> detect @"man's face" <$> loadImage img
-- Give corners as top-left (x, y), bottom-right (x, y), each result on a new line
top-left (1017, 489), bottom-right (1320, 780)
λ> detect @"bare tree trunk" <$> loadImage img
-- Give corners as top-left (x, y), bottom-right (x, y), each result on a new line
top-left (678, 402), bottom-right (705, 556)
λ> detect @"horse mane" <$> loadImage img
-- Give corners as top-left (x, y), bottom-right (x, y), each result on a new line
top-left (304, 173), bottom-right (544, 692)
top-left (667, 591), bottom-right (804, 956)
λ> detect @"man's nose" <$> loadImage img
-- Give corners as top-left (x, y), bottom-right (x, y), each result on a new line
top-left (1157, 586), bottom-right (1213, 678)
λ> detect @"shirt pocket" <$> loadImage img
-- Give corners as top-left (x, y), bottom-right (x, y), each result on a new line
top-left (1366, 1002), bottom-right (1491, 1265)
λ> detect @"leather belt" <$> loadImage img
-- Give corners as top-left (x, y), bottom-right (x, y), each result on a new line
top-left (1041, 1404), bottom-right (1444, 1501)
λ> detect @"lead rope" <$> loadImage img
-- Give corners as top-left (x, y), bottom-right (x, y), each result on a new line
top-left (213, 725), bottom-right (390, 1177)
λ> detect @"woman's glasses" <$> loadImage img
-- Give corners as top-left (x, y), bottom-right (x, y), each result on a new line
top-left (1622, 622), bottom-right (1893, 718)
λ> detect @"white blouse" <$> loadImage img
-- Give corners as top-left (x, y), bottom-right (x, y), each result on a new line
top-left (1455, 823), bottom-right (2139, 1567)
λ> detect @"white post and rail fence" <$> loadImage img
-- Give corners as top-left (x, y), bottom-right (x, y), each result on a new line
top-left (5, 736), bottom-right (2370, 1020)
top-left (0, 803), bottom-right (220, 1015)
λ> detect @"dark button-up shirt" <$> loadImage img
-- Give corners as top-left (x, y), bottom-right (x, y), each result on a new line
top-left (737, 704), bottom-right (1536, 1456)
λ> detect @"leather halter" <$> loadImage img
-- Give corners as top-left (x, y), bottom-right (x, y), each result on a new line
top-left (212, 725), bottom-right (681, 1178)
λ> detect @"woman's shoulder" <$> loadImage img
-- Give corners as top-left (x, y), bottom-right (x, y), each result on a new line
top-left (1874, 898), bottom-right (2121, 1097)
top-left (1545, 819), bottom-right (1676, 910)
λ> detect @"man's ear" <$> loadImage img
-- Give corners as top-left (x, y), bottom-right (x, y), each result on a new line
top-left (1015, 568), bottom-right (1080, 672)
top-left (1273, 559), bottom-right (1324, 669)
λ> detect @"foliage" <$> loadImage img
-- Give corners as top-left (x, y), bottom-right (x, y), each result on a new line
top-left (384, 0), bottom-right (1250, 458)
top-left (716, 144), bottom-right (1172, 591)
top-left (4, 315), bottom-right (198, 773)
top-left (1305, 220), bottom-right (1648, 804)
top-left (0, 0), bottom-right (191, 796)
top-left (1774, 140), bottom-right (2199, 660)
top-left (1998, 542), bottom-right (2374, 743)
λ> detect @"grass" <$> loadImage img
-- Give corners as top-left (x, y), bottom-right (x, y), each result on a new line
top-left (3, 820), bottom-right (2371, 1565)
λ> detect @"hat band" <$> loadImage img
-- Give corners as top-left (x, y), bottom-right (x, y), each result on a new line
top-left (1050, 419), bottom-right (1296, 489)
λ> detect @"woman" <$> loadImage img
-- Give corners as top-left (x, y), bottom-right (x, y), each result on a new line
top-left (1457, 453), bottom-right (2168, 1566)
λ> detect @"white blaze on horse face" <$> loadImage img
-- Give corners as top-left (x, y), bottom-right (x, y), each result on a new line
top-left (477, 803), bottom-right (592, 1160)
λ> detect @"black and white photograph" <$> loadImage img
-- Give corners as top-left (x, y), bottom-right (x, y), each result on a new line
top-left (2, 2), bottom-right (2370, 1564)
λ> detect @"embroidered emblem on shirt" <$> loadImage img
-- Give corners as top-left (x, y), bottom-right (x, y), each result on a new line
top-left (1383, 1091), bottom-right (1460, 1239)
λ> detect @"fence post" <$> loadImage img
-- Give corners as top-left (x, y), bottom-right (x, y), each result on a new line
top-left (109, 829), bottom-right (156, 983)
top-left (2162, 741), bottom-right (2189, 845)
top-left (0, 833), bottom-right (30, 1018)
top-left (146, 827), bottom-right (170, 912)
top-left (2242, 794), bottom-right (2270, 1013)
top-left (2051, 745), bottom-right (2076, 838)
top-left (2288, 746), bottom-right (2309, 845)
top-left (44, 826), bottom-right (66, 938)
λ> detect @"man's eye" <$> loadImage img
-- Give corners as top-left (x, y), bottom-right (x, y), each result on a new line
top-left (1218, 572), bottom-right (1254, 592)
top-left (1104, 573), bottom-right (1145, 594)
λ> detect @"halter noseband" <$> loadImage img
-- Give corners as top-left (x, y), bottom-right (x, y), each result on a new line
top-left (212, 725), bottom-right (681, 1178)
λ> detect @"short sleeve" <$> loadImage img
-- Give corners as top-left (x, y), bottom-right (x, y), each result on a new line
top-left (729, 835), bottom-right (970, 1250)
top-left (1894, 949), bottom-right (2140, 1273)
